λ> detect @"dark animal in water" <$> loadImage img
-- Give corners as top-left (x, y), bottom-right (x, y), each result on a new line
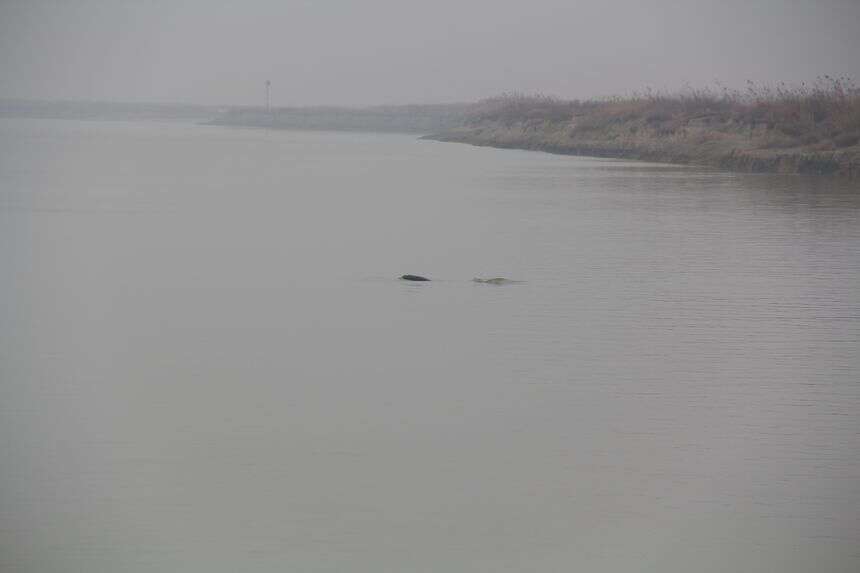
top-left (400, 274), bottom-right (430, 281)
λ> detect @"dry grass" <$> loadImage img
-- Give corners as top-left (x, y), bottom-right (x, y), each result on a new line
top-left (431, 78), bottom-right (860, 176)
top-left (465, 77), bottom-right (860, 152)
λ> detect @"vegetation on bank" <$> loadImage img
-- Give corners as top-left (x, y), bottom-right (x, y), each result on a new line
top-left (430, 77), bottom-right (860, 176)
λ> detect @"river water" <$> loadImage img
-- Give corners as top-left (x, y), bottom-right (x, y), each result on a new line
top-left (1, 118), bottom-right (859, 572)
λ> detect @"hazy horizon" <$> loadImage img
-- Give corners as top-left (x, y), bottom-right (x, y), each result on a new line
top-left (2, 0), bottom-right (859, 107)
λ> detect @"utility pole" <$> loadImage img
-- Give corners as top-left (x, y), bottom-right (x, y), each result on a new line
top-left (265, 80), bottom-right (271, 113)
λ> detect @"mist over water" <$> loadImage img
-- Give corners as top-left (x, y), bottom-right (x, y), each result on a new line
top-left (1, 118), bottom-right (858, 572)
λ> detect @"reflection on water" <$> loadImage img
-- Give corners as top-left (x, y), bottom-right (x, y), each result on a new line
top-left (1, 118), bottom-right (859, 573)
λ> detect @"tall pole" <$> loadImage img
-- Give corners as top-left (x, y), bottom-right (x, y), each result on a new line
top-left (265, 80), bottom-right (271, 113)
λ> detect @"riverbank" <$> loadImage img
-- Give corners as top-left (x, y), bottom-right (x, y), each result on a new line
top-left (425, 84), bottom-right (860, 177)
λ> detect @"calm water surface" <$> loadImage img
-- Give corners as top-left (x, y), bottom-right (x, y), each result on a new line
top-left (1, 118), bottom-right (859, 572)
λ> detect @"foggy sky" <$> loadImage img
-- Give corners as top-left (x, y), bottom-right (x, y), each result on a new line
top-left (1, 0), bottom-right (859, 106)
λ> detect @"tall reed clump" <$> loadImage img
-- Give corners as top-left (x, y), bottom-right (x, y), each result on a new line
top-left (732, 76), bottom-right (860, 148)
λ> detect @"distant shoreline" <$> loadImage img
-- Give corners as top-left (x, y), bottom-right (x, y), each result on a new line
top-left (207, 104), bottom-right (471, 134)
top-left (5, 90), bottom-right (858, 178)
top-left (0, 98), bottom-right (217, 122)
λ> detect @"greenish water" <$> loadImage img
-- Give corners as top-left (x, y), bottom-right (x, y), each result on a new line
top-left (1, 118), bottom-right (859, 572)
